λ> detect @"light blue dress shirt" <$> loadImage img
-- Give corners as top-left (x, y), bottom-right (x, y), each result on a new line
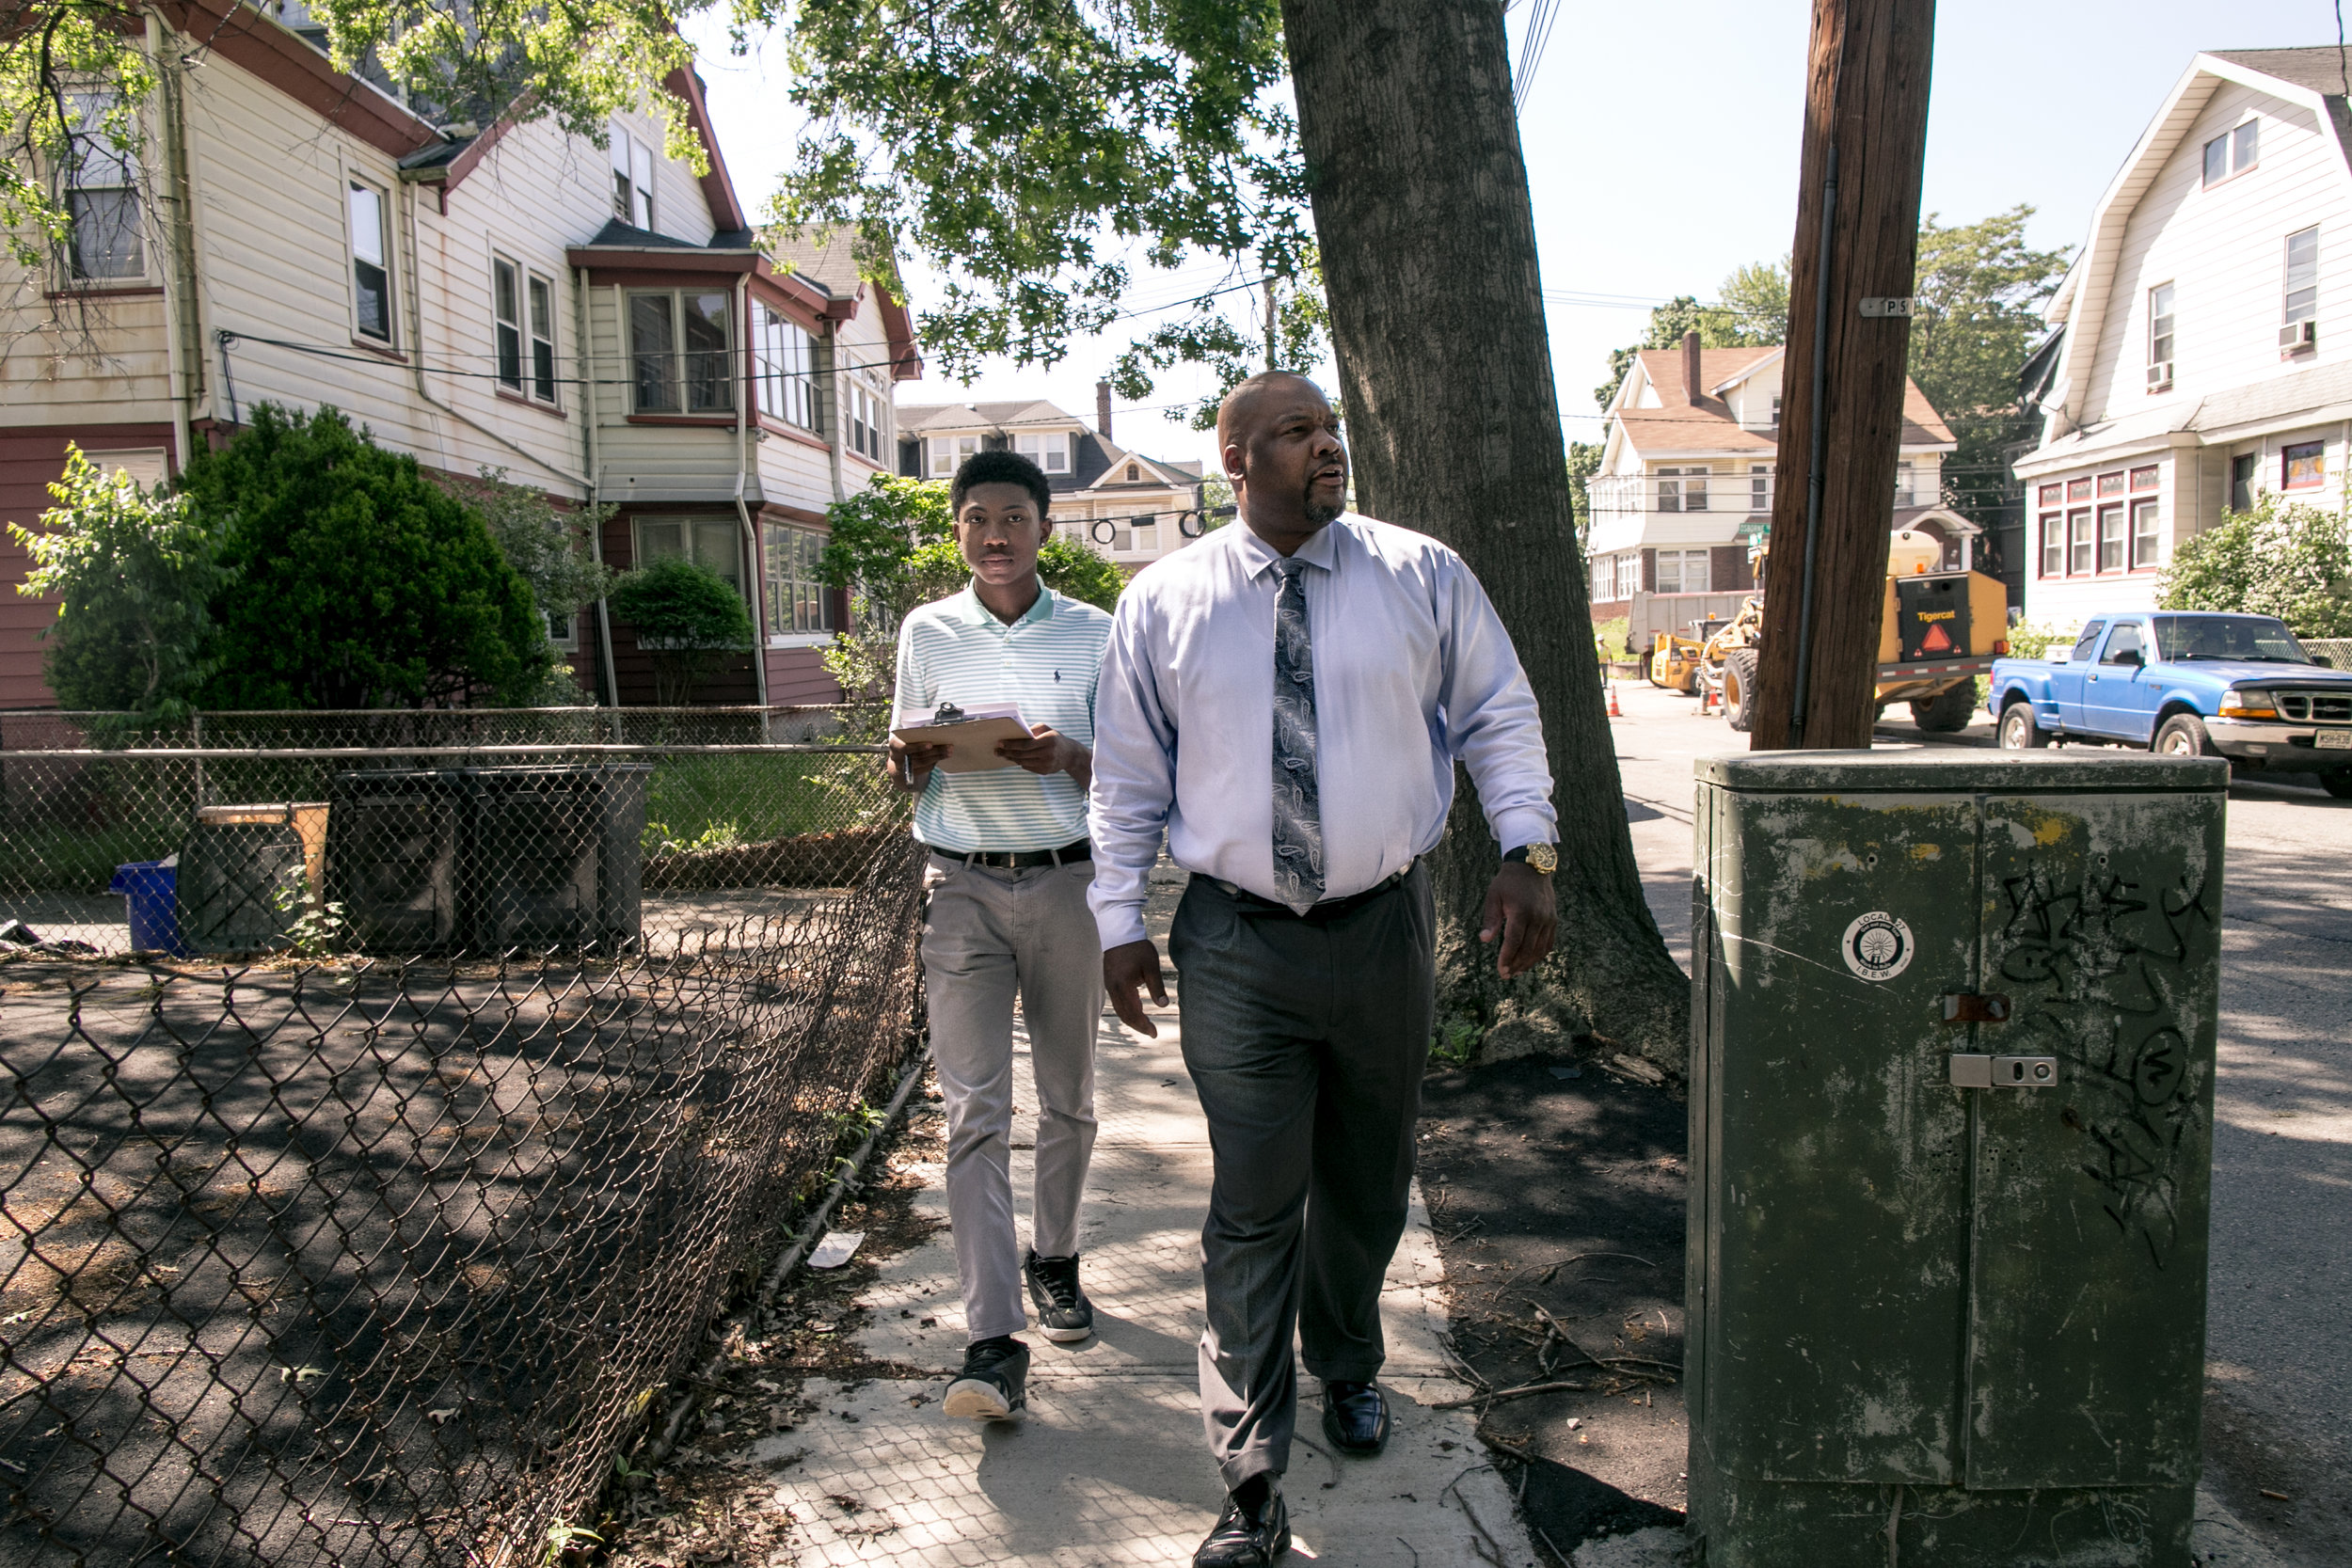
top-left (1087, 513), bottom-right (1557, 949)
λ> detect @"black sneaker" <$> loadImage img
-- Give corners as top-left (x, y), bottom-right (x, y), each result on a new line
top-left (1194, 1478), bottom-right (1289, 1567)
top-left (942, 1334), bottom-right (1029, 1421)
top-left (1023, 1248), bottom-right (1095, 1343)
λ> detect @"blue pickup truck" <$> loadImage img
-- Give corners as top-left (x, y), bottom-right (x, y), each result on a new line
top-left (1989, 611), bottom-right (2352, 799)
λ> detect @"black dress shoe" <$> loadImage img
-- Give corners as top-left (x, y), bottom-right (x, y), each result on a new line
top-left (1321, 1379), bottom-right (1390, 1455)
top-left (1194, 1481), bottom-right (1289, 1567)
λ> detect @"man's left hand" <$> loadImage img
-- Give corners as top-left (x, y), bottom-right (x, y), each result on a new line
top-left (1479, 862), bottom-right (1557, 979)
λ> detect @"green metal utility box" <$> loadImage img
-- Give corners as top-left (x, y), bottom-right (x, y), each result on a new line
top-left (1687, 751), bottom-right (2227, 1568)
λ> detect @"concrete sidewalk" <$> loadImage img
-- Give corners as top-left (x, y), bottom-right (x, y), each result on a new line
top-left (742, 982), bottom-right (1537, 1566)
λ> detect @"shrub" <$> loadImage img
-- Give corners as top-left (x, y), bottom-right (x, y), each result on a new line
top-left (2158, 493), bottom-right (2352, 638)
top-left (2003, 621), bottom-right (2079, 661)
top-left (8, 449), bottom-right (225, 717)
top-left (609, 556), bottom-right (755, 705)
top-left (186, 404), bottom-right (551, 708)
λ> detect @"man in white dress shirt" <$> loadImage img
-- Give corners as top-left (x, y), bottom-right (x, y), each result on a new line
top-left (1088, 372), bottom-right (1559, 1567)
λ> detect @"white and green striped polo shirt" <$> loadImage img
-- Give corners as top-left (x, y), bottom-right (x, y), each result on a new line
top-left (891, 582), bottom-right (1113, 853)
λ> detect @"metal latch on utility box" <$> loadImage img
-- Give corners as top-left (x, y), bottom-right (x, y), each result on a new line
top-left (1949, 1053), bottom-right (2058, 1089)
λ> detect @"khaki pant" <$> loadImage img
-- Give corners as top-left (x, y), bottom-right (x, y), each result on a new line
top-left (920, 852), bottom-right (1104, 1341)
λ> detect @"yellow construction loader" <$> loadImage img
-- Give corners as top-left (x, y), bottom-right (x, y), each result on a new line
top-left (1702, 530), bottom-right (2010, 734)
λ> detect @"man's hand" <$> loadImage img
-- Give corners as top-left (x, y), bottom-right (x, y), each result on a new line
top-left (886, 735), bottom-right (950, 792)
top-left (997, 723), bottom-right (1091, 788)
top-left (1103, 939), bottom-right (1168, 1037)
top-left (1479, 862), bottom-right (1557, 979)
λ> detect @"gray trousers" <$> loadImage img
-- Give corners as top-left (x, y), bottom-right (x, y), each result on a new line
top-left (1167, 866), bottom-right (1437, 1489)
top-left (920, 852), bottom-right (1103, 1342)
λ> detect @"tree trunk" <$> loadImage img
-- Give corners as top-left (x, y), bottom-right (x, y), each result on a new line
top-left (1280, 0), bottom-right (1688, 1069)
top-left (1747, 0), bottom-right (1937, 751)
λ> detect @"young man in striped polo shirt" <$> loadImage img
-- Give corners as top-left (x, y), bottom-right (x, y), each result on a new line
top-left (888, 449), bottom-right (1114, 1422)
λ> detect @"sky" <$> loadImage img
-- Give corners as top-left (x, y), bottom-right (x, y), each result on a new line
top-left (684, 1), bottom-right (2344, 472)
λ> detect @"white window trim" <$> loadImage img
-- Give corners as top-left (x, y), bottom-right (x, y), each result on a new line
top-left (345, 172), bottom-right (397, 348)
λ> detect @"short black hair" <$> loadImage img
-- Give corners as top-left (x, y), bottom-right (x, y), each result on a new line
top-left (950, 449), bottom-right (1054, 520)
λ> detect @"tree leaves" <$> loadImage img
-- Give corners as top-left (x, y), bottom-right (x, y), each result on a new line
top-left (8, 449), bottom-right (225, 717)
top-left (2158, 493), bottom-right (2352, 639)
top-left (771, 0), bottom-right (1320, 404)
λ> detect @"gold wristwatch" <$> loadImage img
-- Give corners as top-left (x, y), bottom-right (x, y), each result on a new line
top-left (1503, 842), bottom-right (1557, 876)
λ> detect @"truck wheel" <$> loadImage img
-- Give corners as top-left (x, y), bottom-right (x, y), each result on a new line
top-left (2153, 714), bottom-right (2217, 757)
top-left (1997, 701), bottom-right (2048, 750)
top-left (2323, 770), bottom-right (2352, 800)
top-left (1723, 647), bottom-right (1760, 733)
top-left (1910, 683), bottom-right (1978, 734)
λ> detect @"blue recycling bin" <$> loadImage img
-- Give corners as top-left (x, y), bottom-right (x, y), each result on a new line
top-left (109, 860), bottom-right (189, 956)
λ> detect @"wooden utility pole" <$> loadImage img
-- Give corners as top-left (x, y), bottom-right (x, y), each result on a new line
top-left (1748, 0), bottom-right (1936, 751)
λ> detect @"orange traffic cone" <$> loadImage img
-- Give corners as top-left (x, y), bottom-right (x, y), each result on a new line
top-left (1607, 682), bottom-right (1623, 718)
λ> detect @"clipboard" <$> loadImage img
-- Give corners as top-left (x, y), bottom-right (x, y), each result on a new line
top-left (892, 702), bottom-right (1034, 773)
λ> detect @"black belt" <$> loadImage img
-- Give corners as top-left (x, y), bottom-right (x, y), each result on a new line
top-left (1213, 863), bottom-right (1414, 923)
top-left (933, 838), bottom-right (1091, 871)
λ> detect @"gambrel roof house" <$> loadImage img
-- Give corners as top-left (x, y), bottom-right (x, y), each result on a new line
top-left (897, 386), bottom-right (1209, 574)
top-left (0, 0), bottom-right (918, 708)
top-left (2014, 48), bottom-right (2352, 625)
top-left (1583, 335), bottom-right (1963, 624)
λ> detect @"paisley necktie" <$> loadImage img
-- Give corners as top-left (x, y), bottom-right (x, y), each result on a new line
top-left (1271, 558), bottom-right (1325, 911)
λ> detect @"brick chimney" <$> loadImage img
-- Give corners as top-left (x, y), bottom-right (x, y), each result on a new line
top-left (1682, 329), bottom-right (1703, 406)
top-left (1095, 379), bottom-right (1114, 442)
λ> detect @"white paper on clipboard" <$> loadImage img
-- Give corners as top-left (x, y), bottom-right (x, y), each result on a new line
top-left (892, 703), bottom-right (1033, 773)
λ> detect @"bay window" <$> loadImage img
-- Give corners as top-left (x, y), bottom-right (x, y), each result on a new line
top-left (629, 291), bottom-right (733, 415)
top-left (761, 523), bottom-right (834, 637)
top-left (753, 304), bottom-right (818, 430)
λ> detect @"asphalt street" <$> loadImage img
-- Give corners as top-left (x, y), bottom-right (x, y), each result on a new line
top-left (1605, 675), bottom-right (2350, 1566)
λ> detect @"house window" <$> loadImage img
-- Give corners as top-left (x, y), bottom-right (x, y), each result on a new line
top-left (2096, 470), bottom-right (2124, 498)
top-left (2230, 453), bottom-right (2256, 511)
top-left (1017, 433), bottom-right (1070, 474)
top-left (2131, 499), bottom-right (2162, 570)
top-left (2129, 466), bottom-right (2159, 492)
top-left (2285, 226), bottom-right (2319, 330)
top-left (2039, 512), bottom-right (2063, 578)
top-left (1655, 549), bottom-right (1710, 594)
top-left (635, 517), bottom-right (743, 594)
top-left (610, 124), bottom-right (654, 229)
top-left (2148, 283), bottom-right (2175, 370)
top-left (761, 523), bottom-right (834, 636)
top-left (753, 304), bottom-right (817, 430)
top-left (1770, 396), bottom-right (1783, 425)
top-left (2097, 503), bottom-right (2125, 572)
top-left (348, 180), bottom-right (393, 342)
top-left (847, 383), bottom-right (885, 462)
top-left (930, 435), bottom-right (978, 477)
top-left (2201, 119), bottom-right (2259, 187)
top-left (2282, 440), bottom-right (2326, 491)
top-left (493, 257), bottom-right (524, 391)
top-left (1750, 464), bottom-right (1771, 511)
top-left (1894, 461), bottom-right (1915, 507)
top-left (2066, 477), bottom-right (2091, 502)
top-left (528, 275), bottom-right (557, 403)
top-left (1657, 467), bottom-right (1708, 513)
top-left (628, 291), bottom-right (732, 414)
top-left (1132, 516), bottom-right (1159, 554)
top-left (61, 92), bottom-right (142, 281)
top-left (2067, 508), bottom-right (2092, 575)
top-left (1614, 554), bottom-right (1640, 600)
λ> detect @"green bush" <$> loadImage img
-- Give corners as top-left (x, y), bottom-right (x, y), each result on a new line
top-left (1592, 616), bottom-right (1629, 659)
top-left (609, 556), bottom-right (755, 705)
top-left (2159, 494), bottom-right (2352, 637)
top-left (8, 448), bottom-right (226, 718)
top-left (2003, 621), bottom-right (2079, 660)
top-left (187, 404), bottom-right (550, 708)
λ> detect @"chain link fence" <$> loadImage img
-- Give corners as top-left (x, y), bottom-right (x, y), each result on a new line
top-left (1, 712), bottom-right (928, 1566)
